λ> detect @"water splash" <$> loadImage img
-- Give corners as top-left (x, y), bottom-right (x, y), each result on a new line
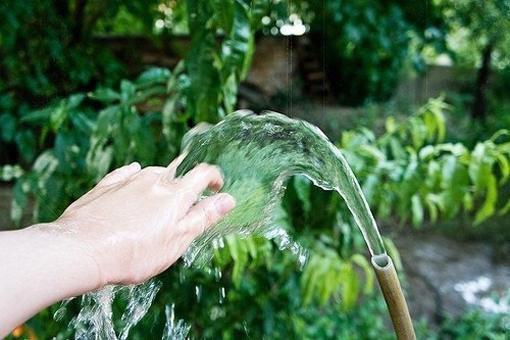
top-left (218, 287), bottom-right (226, 304)
top-left (66, 110), bottom-right (386, 338)
top-left (72, 286), bottom-right (118, 340)
top-left (162, 304), bottom-right (191, 340)
top-left (53, 297), bottom-right (75, 321)
top-left (119, 280), bottom-right (162, 340)
top-left (194, 285), bottom-right (202, 303)
top-left (70, 280), bottom-right (161, 340)
top-left (177, 110), bottom-right (386, 263)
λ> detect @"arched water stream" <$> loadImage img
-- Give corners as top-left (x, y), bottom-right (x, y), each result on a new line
top-left (68, 111), bottom-right (413, 339)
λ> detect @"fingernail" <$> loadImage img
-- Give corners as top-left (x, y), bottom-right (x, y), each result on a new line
top-left (215, 194), bottom-right (236, 215)
top-left (129, 162), bottom-right (141, 169)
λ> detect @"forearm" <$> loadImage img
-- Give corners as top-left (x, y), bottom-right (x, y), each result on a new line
top-left (0, 224), bottom-right (100, 337)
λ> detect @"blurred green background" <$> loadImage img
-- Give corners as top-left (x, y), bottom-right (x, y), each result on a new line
top-left (1, 0), bottom-right (509, 339)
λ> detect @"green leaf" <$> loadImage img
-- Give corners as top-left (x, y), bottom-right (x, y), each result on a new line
top-left (389, 137), bottom-right (406, 160)
top-left (49, 102), bottom-right (68, 132)
top-left (89, 88), bottom-right (121, 103)
top-left (474, 173), bottom-right (497, 225)
top-left (0, 113), bottom-right (16, 142)
top-left (186, 30), bottom-right (221, 122)
top-left (409, 117), bottom-right (427, 149)
top-left (383, 238), bottom-right (402, 270)
top-left (11, 180), bottom-right (27, 225)
top-left (20, 107), bottom-right (53, 124)
top-left (340, 263), bottom-right (359, 311)
top-left (302, 256), bottom-right (322, 305)
top-left (33, 151), bottom-right (58, 176)
top-left (500, 200), bottom-right (510, 216)
top-left (425, 194), bottom-right (439, 222)
top-left (135, 67), bottom-right (171, 87)
top-left (222, 72), bottom-right (238, 114)
top-left (221, 0), bottom-right (251, 79)
top-left (411, 194), bottom-right (424, 227)
top-left (469, 143), bottom-right (489, 191)
top-left (351, 254), bottom-right (374, 295)
top-left (212, 0), bottom-right (234, 33)
top-left (463, 192), bottom-right (474, 212)
top-left (15, 130), bottom-right (36, 163)
top-left (493, 151), bottom-right (509, 184)
top-left (67, 93), bottom-right (86, 108)
top-left (385, 116), bottom-right (397, 133)
top-left (120, 80), bottom-right (136, 103)
top-left (240, 34), bottom-right (255, 79)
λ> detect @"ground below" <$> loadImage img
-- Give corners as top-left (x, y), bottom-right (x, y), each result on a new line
top-left (390, 228), bottom-right (510, 325)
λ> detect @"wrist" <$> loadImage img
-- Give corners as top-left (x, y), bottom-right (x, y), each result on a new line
top-left (0, 225), bottom-right (104, 332)
top-left (28, 222), bottom-right (104, 293)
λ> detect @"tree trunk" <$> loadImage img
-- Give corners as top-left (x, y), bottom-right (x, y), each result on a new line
top-left (72, 0), bottom-right (88, 43)
top-left (53, 0), bottom-right (69, 18)
top-left (471, 43), bottom-right (494, 119)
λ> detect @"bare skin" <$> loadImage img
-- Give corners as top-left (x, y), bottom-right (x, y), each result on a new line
top-left (0, 157), bottom-right (235, 337)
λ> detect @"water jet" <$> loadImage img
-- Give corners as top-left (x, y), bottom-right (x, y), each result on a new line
top-left (177, 110), bottom-right (416, 339)
top-left (72, 110), bottom-right (416, 339)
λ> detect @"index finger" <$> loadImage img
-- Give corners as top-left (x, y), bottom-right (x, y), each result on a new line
top-left (174, 163), bottom-right (224, 212)
top-left (164, 154), bottom-right (187, 182)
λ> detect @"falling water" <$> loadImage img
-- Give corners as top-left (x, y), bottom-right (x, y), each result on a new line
top-left (161, 304), bottom-right (191, 340)
top-left (70, 280), bottom-right (161, 340)
top-left (67, 110), bottom-right (386, 339)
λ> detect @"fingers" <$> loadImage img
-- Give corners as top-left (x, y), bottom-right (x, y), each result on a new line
top-left (98, 162), bottom-right (141, 187)
top-left (165, 154), bottom-right (187, 181)
top-left (138, 166), bottom-right (166, 176)
top-left (177, 193), bottom-right (236, 239)
top-left (172, 163), bottom-right (224, 212)
top-left (181, 163), bottom-right (224, 192)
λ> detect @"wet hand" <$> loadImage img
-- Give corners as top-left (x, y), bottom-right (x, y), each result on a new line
top-left (52, 157), bottom-right (235, 287)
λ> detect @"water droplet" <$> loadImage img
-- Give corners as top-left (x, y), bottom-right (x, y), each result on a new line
top-left (219, 287), bottom-right (226, 304)
top-left (195, 285), bottom-right (202, 303)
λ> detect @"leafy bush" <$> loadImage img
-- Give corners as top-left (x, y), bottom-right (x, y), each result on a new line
top-left (0, 0), bottom-right (261, 166)
top-left (0, 0), bottom-right (265, 224)
top-left (307, 0), bottom-right (447, 105)
top-left (416, 310), bottom-right (510, 339)
top-left (340, 98), bottom-right (510, 226)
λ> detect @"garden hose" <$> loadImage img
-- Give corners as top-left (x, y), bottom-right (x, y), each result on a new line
top-left (372, 254), bottom-right (416, 340)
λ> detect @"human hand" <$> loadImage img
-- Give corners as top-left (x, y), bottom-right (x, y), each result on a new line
top-left (51, 157), bottom-right (235, 287)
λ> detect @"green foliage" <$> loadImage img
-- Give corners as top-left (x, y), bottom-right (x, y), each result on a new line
top-left (0, 0), bottom-right (161, 101)
top-left (442, 0), bottom-right (510, 66)
top-left (0, 0), bottom-right (165, 166)
top-left (301, 247), bottom-right (374, 310)
top-left (340, 98), bottom-right (510, 226)
top-left (307, 0), bottom-right (447, 105)
top-left (0, 1), bottom-right (117, 100)
top-left (416, 310), bottom-right (510, 339)
top-left (184, 0), bottom-right (258, 122)
top-left (3, 87), bottom-right (510, 339)
top-left (1, 0), bottom-right (267, 224)
top-left (2, 69), bottom-right (172, 223)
